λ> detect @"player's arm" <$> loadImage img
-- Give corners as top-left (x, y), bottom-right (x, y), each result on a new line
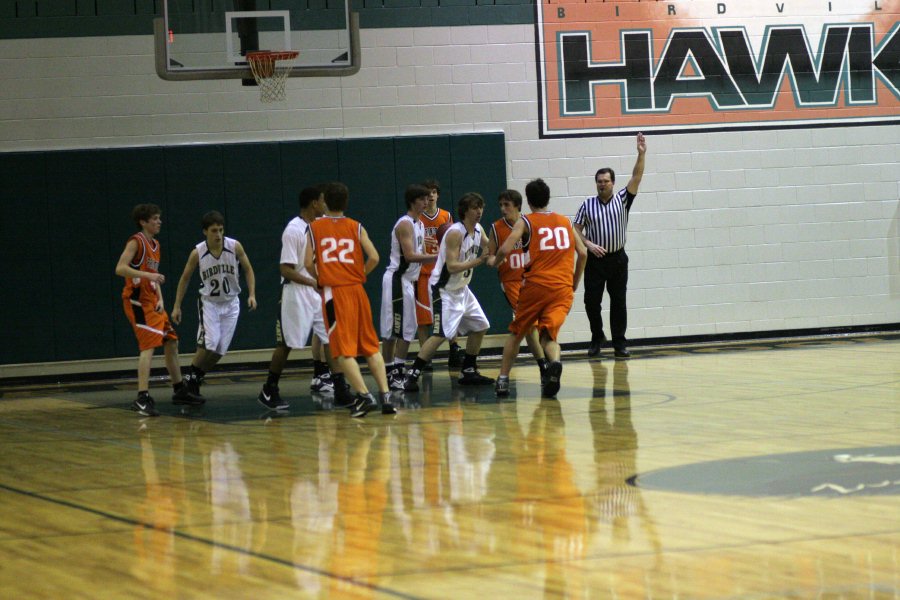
top-left (574, 221), bottom-right (605, 258)
top-left (155, 279), bottom-right (165, 313)
top-left (360, 226), bottom-right (380, 276)
top-left (235, 241), bottom-right (257, 311)
top-left (626, 132), bottom-right (647, 195)
top-left (303, 232), bottom-right (318, 283)
top-left (487, 225), bottom-right (509, 270)
top-left (444, 230), bottom-right (486, 274)
top-left (397, 220), bottom-right (436, 264)
top-left (487, 226), bottom-right (499, 256)
top-left (171, 248), bottom-right (199, 324)
top-left (280, 228), bottom-right (317, 288)
top-left (115, 239), bottom-right (165, 284)
top-left (489, 219), bottom-right (526, 267)
top-left (280, 262), bottom-right (317, 288)
top-left (572, 227), bottom-right (588, 292)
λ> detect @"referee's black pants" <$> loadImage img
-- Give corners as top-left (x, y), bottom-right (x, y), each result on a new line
top-left (583, 249), bottom-right (628, 349)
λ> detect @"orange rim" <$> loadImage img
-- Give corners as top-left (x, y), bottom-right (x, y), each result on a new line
top-left (246, 50), bottom-right (299, 63)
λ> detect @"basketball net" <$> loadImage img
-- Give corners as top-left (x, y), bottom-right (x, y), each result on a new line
top-left (246, 51), bottom-right (299, 103)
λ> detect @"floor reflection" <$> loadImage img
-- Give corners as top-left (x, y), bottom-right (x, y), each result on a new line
top-left (517, 399), bottom-right (588, 596)
top-left (589, 361), bottom-right (664, 595)
top-left (129, 379), bottom-right (662, 597)
top-left (133, 426), bottom-right (184, 594)
top-left (5, 332), bottom-right (900, 600)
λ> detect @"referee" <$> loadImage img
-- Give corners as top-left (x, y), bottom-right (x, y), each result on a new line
top-left (573, 133), bottom-right (647, 359)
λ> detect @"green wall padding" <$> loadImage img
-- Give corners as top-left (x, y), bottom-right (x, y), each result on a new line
top-left (222, 143), bottom-right (285, 351)
top-left (46, 151), bottom-right (117, 361)
top-left (337, 137), bottom-right (400, 318)
top-left (0, 1), bottom-right (534, 38)
top-left (0, 153), bottom-right (52, 365)
top-left (393, 135), bottom-right (454, 210)
top-left (1, 132), bottom-right (508, 365)
top-left (279, 140), bottom-right (341, 225)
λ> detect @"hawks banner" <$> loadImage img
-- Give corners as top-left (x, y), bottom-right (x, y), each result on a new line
top-left (536, 0), bottom-right (900, 137)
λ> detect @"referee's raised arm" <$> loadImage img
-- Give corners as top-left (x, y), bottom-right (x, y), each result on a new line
top-left (626, 132), bottom-right (647, 196)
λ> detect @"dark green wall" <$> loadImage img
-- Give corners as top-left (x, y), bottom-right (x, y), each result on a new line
top-left (0, 1), bottom-right (533, 38)
top-left (0, 132), bottom-right (509, 365)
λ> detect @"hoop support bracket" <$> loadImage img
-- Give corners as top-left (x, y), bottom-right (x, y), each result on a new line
top-left (154, 12), bottom-right (361, 81)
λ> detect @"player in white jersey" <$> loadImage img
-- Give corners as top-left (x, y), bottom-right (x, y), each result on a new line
top-left (172, 210), bottom-right (256, 396)
top-left (380, 184), bottom-right (436, 389)
top-left (257, 187), bottom-right (352, 411)
top-left (402, 193), bottom-right (495, 391)
top-left (289, 212), bottom-right (338, 396)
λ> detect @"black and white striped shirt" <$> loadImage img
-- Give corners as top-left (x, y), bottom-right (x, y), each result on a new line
top-left (573, 188), bottom-right (636, 253)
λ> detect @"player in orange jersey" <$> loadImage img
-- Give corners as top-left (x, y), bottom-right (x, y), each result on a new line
top-left (488, 189), bottom-right (548, 382)
top-left (415, 179), bottom-right (456, 369)
top-left (488, 179), bottom-right (587, 397)
top-left (115, 203), bottom-right (203, 417)
top-left (305, 182), bottom-right (395, 417)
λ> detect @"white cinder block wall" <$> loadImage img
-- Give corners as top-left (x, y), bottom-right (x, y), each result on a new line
top-left (2, 24), bottom-right (899, 347)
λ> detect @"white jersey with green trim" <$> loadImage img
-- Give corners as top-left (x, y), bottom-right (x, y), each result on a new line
top-left (429, 222), bottom-right (483, 292)
top-left (198, 237), bottom-right (241, 302)
top-left (387, 214), bottom-right (425, 282)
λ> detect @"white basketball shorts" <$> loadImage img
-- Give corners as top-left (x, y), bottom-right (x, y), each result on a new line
top-left (380, 270), bottom-right (417, 342)
top-left (197, 296), bottom-right (240, 356)
top-left (432, 286), bottom-right (489, 340)
top-left (277, 284), bottom-right (328, 349)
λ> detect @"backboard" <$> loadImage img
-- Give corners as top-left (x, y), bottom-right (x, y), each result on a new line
top-left (156, 0), bottom-right (359, 81)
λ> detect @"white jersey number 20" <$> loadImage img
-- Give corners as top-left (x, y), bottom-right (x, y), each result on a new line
top-left (537, 227), bottom-right (570, 251)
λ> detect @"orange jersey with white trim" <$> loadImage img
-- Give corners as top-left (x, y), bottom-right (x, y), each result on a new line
top-left (122, 232), bottom-right (162, 303)
top-left (310, 216), bottom-right (366, 287)
top-left (491, 217), bottom-right (527, 284)
top-left (419, 208), bottom-right (453, 277)
top-left (521, 212), bottom-right (575, 289)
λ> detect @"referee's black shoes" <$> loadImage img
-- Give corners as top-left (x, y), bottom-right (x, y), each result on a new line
top-left (587, 341), bottom-right (602, 357)
top-left (614, 347), bottom-right (631, 359)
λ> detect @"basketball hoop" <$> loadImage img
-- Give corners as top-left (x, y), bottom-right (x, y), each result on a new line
top-left (246, 50), bottom-right (299, 103)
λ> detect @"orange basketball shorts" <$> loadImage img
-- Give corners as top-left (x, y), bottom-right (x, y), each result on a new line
top-left (415, 274), bottom-right (433, 326)
top-left (322, 284), bottom-right (380, 358)
top-left (509, 282), bottom-right (573, 341)
top-left (123, 298), bottom-right (178, 351)
top-left (500, 278), bottom-right (522, 310)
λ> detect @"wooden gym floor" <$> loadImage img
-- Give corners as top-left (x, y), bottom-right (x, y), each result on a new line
top-left (1, 334), bottom-right (898, 599)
